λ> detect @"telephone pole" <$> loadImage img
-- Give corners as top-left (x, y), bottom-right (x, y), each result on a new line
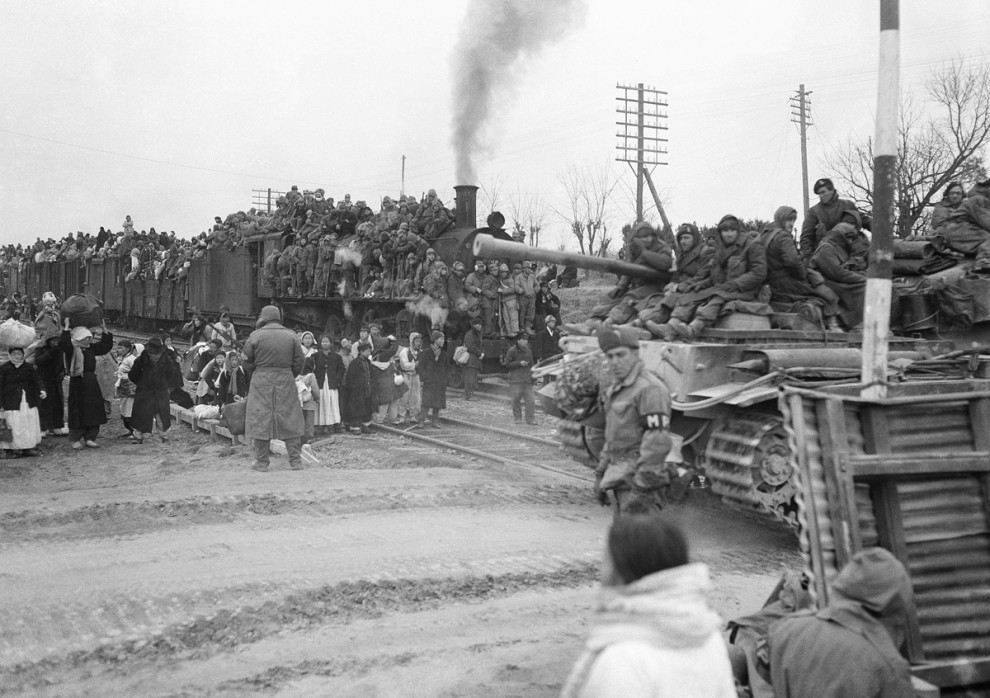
top-left (790, 85), bottom-right (813, 215)
top-left (616, 83), bottom-right (671, 236)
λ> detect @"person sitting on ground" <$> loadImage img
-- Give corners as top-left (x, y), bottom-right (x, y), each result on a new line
top-left (653, 215), bottom-right (767, 341)
top-left (561, 514), bottom-right (736, 698)
top-left (216, 350), bottom-right (249, 406)
top-left (768, 547), bottom-right (915, 698)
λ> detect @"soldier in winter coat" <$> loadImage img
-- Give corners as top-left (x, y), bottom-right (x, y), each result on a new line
top-left (941, 178), bottom-right (990, 271)
top-left (243, 305), bottom-right (305, 471)
top-left (800, 178), bottom-right (871, 263)
top-left (661, 215), bottom-right (768, 341)
top-left (641, 223), bottom-right (714, 333)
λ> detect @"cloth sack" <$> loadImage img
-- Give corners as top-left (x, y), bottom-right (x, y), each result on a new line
top-left (219, 400), bottom-right (246, 435)
top-left (0, 319), bottom-right (36, 349)
top-left (60, 294), bottom-right (104, 328)
top-left (453, 345), bottom-right (470, 365)
top-left (296, 379), bottom-right (312, 406)
top-left (193, 404), bottom-right (220, 420)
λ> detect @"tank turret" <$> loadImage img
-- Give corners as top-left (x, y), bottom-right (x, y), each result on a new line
top-left (472, 233), bottom-right (663, 281)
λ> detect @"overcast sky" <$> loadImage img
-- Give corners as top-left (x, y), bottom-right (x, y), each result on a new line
top-left (2, 0), bottom-right (988, 250)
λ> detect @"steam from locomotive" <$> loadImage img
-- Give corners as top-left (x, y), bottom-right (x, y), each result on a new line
top-left (450, 0), bottom-right (587, 184)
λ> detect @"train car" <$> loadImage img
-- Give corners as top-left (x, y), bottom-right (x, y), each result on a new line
top-left (5, 186), bottom-right (514, 355)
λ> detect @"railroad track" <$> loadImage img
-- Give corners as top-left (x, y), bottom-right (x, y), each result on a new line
top-left (372, 415), bottom-right (593, 484)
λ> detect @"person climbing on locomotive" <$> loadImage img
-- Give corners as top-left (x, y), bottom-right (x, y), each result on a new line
top-left (593, 327), bottom-right (675, 518)
top-left (940, 178), bottom-right (990, 273)
top-left (761, 206), bottom-right (842, 331)
top-left (566, 222), bottom-right (672, 336)
top-left (464, 259), bottom-right (493, 336)
top-left (641, 223), bottom-right (714, 335)
top-left (800, 178), bottom-right (871, 263)
top-left (931, 181), bottom-right (966, 234)
top-left (516, 261), bottom-right (539, 335)
top-left (658, 215), bottom-right (768, 341)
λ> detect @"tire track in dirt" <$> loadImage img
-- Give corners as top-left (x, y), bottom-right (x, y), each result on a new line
top-left (0, 561), bottom-right (600, 694)
top-left (1, 482), bottom-right (591, 543)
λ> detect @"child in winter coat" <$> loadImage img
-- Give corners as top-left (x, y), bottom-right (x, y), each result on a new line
top-left (296, 355), bottom-right (320, 444)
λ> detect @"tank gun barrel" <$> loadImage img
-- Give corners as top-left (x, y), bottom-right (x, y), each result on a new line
top-left (473, 234), bottom-right (662, 280)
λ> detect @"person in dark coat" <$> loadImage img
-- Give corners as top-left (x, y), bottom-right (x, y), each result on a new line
top-left (314, 335), bottom-right (345, 434)
top-left (0, 346), bottom-right (46, 457)
top-left (532, 315), bottom-right (562, 363)
top-left (216, 350), bottom-right (250, 406)
top-left (503, 332), bottom-right (535, 425)
top-left (128, 337), bottom-right (181, 443)
top-left (931, 181), bottom-right (965, 233)
top-left (343, 341), bottom-right (373, 434)
top-left (33, 332), bottom-right (66, 435)
top-left (761, 205), bottom-right (841, 331)
top-left (662, 215), bottom-right (768, 341)
top-left (768, 548), bottom-right (915, 698)
top-left (534, 281), bottom-right (561, 330)
top-left (59, 318), bottom-right (114, 449)
top-left (800, 178), bottom-right (872, 263)
top-left (941, 178), bottom-right (990, 272)
top-left (416, 330), bottom-right (449, 429)
top-left (461, 318), bottom-right (484, 400)
top-left (243, 305), bottom-right (305, 471)
top-left (641, 223), bottom-right (714, 333)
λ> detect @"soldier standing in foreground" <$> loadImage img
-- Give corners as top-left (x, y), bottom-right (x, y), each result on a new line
top-left (594, 327), bottom-right (674, 517)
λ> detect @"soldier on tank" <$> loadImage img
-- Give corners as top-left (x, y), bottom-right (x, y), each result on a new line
top-left (594, 327), bottom-right (675, 518)
top-left (800, 178), bottom-right (872, 264)
top-left (565, 222), bottom-right (673, 336)
top-left (638, 223), bottom-right (713, 334)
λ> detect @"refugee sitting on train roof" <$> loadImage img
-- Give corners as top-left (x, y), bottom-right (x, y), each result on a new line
top-left (767, 548), bottom-right (915, 698)
top-left (651, 215), bottom-right (768, 341)
top-left (564, 222), bottom-right (674, 336)
top-left (561, 515), bottom-right (736, 698)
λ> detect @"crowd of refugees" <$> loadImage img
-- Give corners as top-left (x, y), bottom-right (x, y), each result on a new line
top-left (566, 176), bottom-right (990, 340)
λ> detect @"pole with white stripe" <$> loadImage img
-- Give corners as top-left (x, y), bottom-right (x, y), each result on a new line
top-left (861, 0), bottom-right (899, 399)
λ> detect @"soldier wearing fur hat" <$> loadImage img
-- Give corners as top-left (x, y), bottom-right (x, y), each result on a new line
top-left (594, 326), bottom-right (674, 517)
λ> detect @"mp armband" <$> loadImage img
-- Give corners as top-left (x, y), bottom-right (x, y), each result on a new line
top-left (641, 412), bottom-right (669, 430)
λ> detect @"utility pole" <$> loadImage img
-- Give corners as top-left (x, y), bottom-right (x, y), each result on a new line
top-left (401, 155), bottom-right (406, 198)
top-left (790, 84), bottom-right (813, 215)
top-left (616, 83), bottom-right (670, 236)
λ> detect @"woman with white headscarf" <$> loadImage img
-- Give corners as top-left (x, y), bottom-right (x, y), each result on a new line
top-left (58, 317), bottom-right (114, 450)
top-left (0, 346), bottom-right (46, 457)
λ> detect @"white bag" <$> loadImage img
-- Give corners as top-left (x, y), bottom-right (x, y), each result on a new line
top-left (0, 319), bottom-right (37, 349)
top-left (193, 404), bottom-right (220, 420)
top-left (453, 345), bottom-right (470, 365)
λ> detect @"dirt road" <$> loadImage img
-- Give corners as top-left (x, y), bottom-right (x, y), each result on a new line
top-left (1, 412), bottom-right (799, 697)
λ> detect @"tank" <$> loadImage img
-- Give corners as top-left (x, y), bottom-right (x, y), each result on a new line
top-left (513, 243), bottom-right (987, 526)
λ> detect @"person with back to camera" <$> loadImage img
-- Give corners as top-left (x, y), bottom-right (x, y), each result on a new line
top-left (561, 515), bottom-right (736, 697)
top-left (243, 305), bottom-right (305, 471)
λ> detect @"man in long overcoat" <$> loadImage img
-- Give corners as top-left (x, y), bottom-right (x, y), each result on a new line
top-left (416, 330), bottom-right (449, 428)
top-left (243, 305), bottom-right (305, 471)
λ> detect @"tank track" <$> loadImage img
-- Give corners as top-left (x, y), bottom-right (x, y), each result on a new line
top-left (704, 413), bottom-right (799, 527)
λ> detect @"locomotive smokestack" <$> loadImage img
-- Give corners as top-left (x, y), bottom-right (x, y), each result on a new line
top-left (454, 184), bottom-right (478, 229)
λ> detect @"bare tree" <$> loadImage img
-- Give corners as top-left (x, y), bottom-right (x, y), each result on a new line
top-left (476, 173), bottom-right (507, 224)
top-left (553, 161), bottom-right (620, 259)
top-left (507, 191), bottom-right (551, 247)
top-left (825, 60), bottom-right (990, 237)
